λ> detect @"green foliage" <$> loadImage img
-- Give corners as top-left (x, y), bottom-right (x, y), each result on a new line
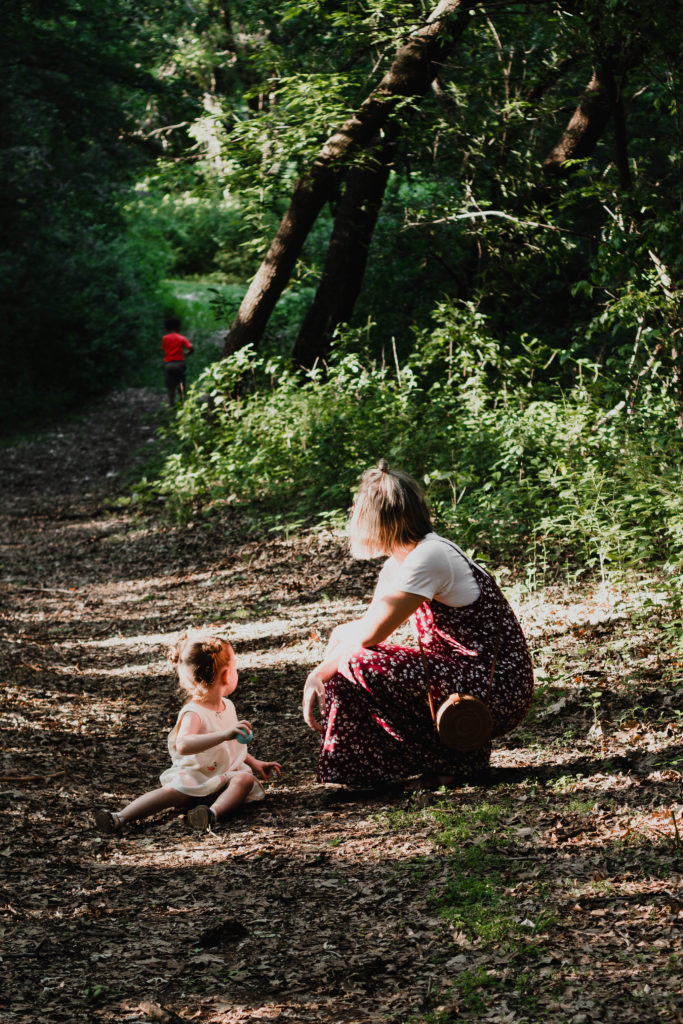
top-left (0, 193), bottom-right (172, 431)
top-left (150, 299), bottom-right (682, 580)
top-left (0, 0), bottom-right (195, 431)
top-left (148, 193), bottom-right (249, 279)
top-left (4, 0), bottom-right (682, 589)
top-left (387, 798), bottom-right (555, 955)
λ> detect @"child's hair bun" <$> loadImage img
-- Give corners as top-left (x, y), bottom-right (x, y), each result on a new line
top-left (169, 629), bottom-right (232, 697)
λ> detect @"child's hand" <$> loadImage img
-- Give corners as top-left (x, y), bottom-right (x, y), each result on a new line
top-left (251, 759), bottom-right (282, 781)
top-left (228, 720), bottom-right (253, 743)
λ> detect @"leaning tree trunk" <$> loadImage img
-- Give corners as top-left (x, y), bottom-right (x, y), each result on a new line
top-left (292, 124), bottom-right (400, 368)
top-left (223, 0), bottom-right (476, 357)
top-left (542, 54), bottom-right (638, 183)
top-left (542, 65), bottom-right (615, 176)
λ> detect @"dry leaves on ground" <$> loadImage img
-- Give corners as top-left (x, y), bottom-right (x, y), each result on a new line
top-left (0, 390), bottom-right (681, 1024)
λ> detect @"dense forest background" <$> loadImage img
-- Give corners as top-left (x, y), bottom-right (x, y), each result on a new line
top-left (3, 0), bottom-right (681, 582)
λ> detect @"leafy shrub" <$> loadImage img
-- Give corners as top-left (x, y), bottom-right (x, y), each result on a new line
top-left (149, 194), bottom-right (249, 280)
top-left (151, 302), bottom-right (682, 581)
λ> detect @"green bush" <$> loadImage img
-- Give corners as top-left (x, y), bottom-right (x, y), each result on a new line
top-left (150, 194), bottom-right (250, 280)
top-left (150, 302), bottom-right (682, 581)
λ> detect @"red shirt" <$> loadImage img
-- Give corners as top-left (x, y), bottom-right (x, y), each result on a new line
top-left (162, 332), bottom-right (193, 362)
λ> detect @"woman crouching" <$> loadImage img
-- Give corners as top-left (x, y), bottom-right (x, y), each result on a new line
top-left (302, 461), bottom-right (534, 787)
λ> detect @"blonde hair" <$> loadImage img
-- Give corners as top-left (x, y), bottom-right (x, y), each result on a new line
top-left (168, 629), bottom-right (233, 699)
top-left (347, 459), bottom-right (432, 558)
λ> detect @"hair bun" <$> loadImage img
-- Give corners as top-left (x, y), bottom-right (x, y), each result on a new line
top-left (377, 458), bottom-right (390, 473)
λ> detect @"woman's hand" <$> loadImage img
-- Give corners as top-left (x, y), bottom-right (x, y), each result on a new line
top-left (302, 671), bottom-right (326, 733)
top-left (250, 759), bottom-right (283, 781)
top-left (302, 592), bottom-right (423, 736)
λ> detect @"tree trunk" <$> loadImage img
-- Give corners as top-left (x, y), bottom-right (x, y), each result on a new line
top-left (292, 125), bottom-right (400, 368)
top-left (208, 0), bottom-right (235, 96)
top-left (222, 0), bottom-right (475, 357)
top-left (610, 77), bottom-right (632, 190)
top-left (542, 66), bottom-right (614, 176)
top-left (542, 55), bottom-right (637, 184)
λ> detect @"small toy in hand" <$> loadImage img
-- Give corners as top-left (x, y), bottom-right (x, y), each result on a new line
top-left (236, 727), bottom-right (253, 744)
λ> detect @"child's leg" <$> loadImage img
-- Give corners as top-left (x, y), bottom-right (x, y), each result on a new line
top-left (209, 772), bottom-right (255, 821)
top-left (117, 786), bottom-right (194, 824)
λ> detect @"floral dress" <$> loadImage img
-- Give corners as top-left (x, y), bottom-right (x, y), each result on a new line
top-left (317, 555), bottom-right (534, 785)
top-left (160, 698), bottom-right (264, 801)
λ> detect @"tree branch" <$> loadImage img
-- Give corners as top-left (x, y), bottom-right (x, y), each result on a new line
top-left (222, 0), bottom-right (477, 356)
top-left (405, 208), bottom-right (596, 239)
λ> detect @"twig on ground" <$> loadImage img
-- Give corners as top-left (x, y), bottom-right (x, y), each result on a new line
top-left (2, 583), bottom-right (77, 594)
top-left (0, 770), bottom-right (65, 783)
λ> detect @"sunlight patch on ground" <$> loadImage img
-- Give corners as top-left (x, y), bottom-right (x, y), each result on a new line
top-left (66, 631), bottom-right (180, 649)
top-left (519, 579), bottom-right (670, 638)
top-left (240, 648), bottom-right (319, 670)
top-left (56, 630), bottom-right (318, 670)
top-left (54, 606), bottom-right (342, 651)
top-left (55, 661), bottom-right (168, 679)
top-left (85, 570), bottom-right (218, 594)
top-left (100, 823), bottom-right (437, 870)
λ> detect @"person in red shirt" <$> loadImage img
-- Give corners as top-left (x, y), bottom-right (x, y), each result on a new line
top-left (162, 316), bottom-right (194, 406)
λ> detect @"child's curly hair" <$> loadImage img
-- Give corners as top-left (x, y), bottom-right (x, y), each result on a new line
top-left (168, 630), bottom-right (232, 699)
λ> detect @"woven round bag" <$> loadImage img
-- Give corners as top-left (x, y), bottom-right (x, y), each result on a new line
top-left (418, 566), bottom-right (504, 756)
top-left (434, 693), bottom-right (493, 753)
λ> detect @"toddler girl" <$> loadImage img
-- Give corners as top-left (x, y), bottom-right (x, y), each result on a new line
top-left (94, 630), bottom-right (282, 833)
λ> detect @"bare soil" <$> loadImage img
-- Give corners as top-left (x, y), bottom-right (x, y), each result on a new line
top-left (1, 390), bottom-right (681, 1024)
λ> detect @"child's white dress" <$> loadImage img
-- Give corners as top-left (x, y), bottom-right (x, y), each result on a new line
top-left (159, 698), bottom-right (264, 801)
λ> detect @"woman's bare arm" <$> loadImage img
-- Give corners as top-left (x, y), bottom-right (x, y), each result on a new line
top-left (302, 590), bottom-right (423, 731)
top-left (321, 591), bottom-right (423, 678)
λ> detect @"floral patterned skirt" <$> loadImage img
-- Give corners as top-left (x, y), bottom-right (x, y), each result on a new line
top-left (317, 642), bottom-right (497, 785)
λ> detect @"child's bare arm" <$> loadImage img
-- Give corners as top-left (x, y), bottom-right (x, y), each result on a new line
top-left (175, 712), bottom-right (252, 755)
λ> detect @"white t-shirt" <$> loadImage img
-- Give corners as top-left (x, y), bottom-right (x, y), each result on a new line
top-left (374, 533), bottom-right (480, 608)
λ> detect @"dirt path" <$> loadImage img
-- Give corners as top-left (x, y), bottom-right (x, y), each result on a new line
top-left (1, 392), bottom-right (681, 1024)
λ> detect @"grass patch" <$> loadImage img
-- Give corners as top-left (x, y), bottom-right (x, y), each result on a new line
top-left (384, 798), bottom-right (556, 947)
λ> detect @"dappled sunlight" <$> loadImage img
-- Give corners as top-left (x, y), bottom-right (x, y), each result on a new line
top-left (5, 0), bottom-right (682, 1012)
top-left (50, 660), bottom-right (167, 680)
top-left (240, 648), bottom-right (321, 670)
top-left (70, 631), bottom-right (180, 651)
top-left (516, 578), bottom-right (671, 639)
top-left (2, 392), bottom-right (681, 1024)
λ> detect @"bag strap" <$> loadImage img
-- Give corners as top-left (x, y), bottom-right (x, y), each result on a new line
top-left (417, 573), bottom-right (504, 725)
top-left (417, 633), bottom-right (438, 726)
top-left (484, 578), bottom-right (505, 704)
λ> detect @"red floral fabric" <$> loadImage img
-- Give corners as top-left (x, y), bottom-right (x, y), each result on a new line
top-left (317, 555), bottom-right (534, 785)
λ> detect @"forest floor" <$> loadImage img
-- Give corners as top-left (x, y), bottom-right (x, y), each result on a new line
top-left (1, 389), bottom-right (682, 1024)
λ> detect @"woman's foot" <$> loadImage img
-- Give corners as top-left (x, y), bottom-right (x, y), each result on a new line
top-left (94, 809), bottom-right (123, 834)
top-left (187, 805), bottom-right (217, 832)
